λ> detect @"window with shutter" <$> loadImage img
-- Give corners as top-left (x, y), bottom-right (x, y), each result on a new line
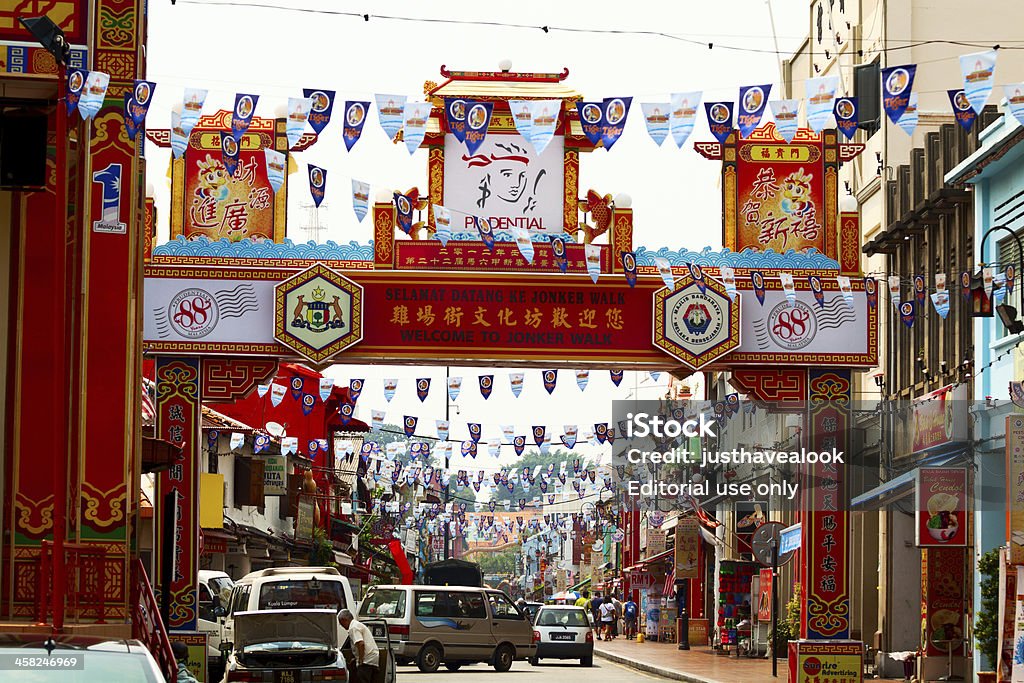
top-left (854, 59), bottom-right (881, 138)
top-left (998, 233), bottom-right (1022, 337)
top-left (234, 457), bottom-right (252, 507)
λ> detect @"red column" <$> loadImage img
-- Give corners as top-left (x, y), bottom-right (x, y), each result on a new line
top-left (800, 369), bottom-right (851, 639)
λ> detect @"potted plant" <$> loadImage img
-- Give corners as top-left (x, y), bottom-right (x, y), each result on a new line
top-left (976, 549), bottom-right (1000, 683)
top-left (768, 584), bottom-right (802, 657)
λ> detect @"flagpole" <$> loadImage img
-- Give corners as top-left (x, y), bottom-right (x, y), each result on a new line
top-left (444, 366), bottom-right (451, 561)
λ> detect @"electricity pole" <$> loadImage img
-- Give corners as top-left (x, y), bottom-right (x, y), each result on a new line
top-left (443, 366), bottom-right (451, 560)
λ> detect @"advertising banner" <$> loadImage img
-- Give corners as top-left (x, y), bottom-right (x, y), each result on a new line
top-left (915, 467), bottom-right (968, 546)
top-left (791, 640), bottom-right (863, 683)
top-left (675, 518), bottom-right (700, 579)
top-left (443, 133), bottom-right (564, 234)
top-left (647, 529), bottom-right (667, 557)
top-left (757, 568), bottom-right (773, 621)
top-left (921, 547), bottom-right (967, 657)
top-left (169, 632), bottom-right (208, 683)
top-left (1009, 415), bottom-right (1024, 564)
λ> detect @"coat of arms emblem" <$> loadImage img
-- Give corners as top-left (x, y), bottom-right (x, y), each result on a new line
top-left (291, 285), bottom-right (345, 332)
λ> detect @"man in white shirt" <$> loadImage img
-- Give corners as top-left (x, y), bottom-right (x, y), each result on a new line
top-left (339, 609), bottom-right (380, 683)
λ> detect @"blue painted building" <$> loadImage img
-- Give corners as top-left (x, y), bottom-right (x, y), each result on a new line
top-left (948, 106), bottom-right (1024, 676)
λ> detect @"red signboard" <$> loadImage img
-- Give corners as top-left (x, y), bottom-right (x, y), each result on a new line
top-left (155, 356), bottom-right (201, 631)
top-left (394, 240), bottom-right (607, 273)
top-left (626, 571), bottom-right (660, 590)
top-left (173, 112), bottom-right (285, 242)
top-left (915, 467), bottom-right (968, 547)
top-left (364, 271), bottom-right (658, 364)
top-left (735, 133), bottom-right (825, 254)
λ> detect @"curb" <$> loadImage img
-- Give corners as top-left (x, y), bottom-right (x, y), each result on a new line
top-left (593, 647), bottom-right (725, 683)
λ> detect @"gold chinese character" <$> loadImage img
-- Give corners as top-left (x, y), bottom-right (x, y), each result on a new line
top-left (606, 308), bottom-right (624, 330)
top-left (551, 308), bottom-right (572, 329)
top-left (473, 306), bottom-right (492, 327)
top-left (497, 308), bottom-right (518, 327)
top-left (443, 306), bottom-right (464, 326)
top-left (390, 305), bottom-right (410, 325)
top-left (416, 306), bottom-right (436, 326)
top-left (523, 308), bottom-right (543, 328)
top-left (578, 308), bottom-right (598, 329)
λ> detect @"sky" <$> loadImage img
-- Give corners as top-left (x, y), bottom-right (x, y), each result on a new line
top-left (143, 0), bottom-right (806, 470)
top-left (144, 0), bottom-right (809, 250)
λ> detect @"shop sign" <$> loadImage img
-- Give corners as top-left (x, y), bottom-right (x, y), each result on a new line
top-left (646, 529), bottom-right (667, 557)
top-left (202, 536), bottom-right (228, 555)
top-left (791, 640), bottom-right (863, 683)
top-left (626, 571), bottom-right (660, 590)
top-left (169, 632), bottom-right (208, 683)
top-left (910, 384), bottom-right (968, 454)
top-left (1008, 416), bottom-right (1024, 564)
top-left (555, 570), bottom-right (567, 593)
top-left (914, 467), bottom-right (967, 547)
top-left (1012, 566), bottom-right (1024, 682)
top-left (263, 455), bottom-right (287, 496)
top-left (688, 618), bottom-right (709, 646)
top-left (675, 518), bottom-right (700, 579)
top-left (296, 499), bottom-right (315, 541)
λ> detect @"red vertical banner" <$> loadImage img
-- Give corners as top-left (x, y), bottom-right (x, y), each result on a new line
top-left (801, 369), bottom-right (850, 639)
top-left (155, 356), bottom-right (201, 631)
top-left (921, 547), bottom-right (967, 657)
top-left (758, 568), bottom-right (773, 621)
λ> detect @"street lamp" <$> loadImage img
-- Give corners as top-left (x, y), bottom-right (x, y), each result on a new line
top-left (975, 225), bottom-right (1024, 333)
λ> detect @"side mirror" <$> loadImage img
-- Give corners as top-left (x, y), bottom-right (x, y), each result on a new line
top-left (214, 605), bottom-right (227, 618)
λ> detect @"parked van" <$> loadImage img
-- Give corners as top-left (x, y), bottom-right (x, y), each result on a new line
top-left (357, 584), bottom-right (535, 672)
top-left (218, 566), bottom-right (356, 666)
top-left (197, 570), bottom-right (234, 676)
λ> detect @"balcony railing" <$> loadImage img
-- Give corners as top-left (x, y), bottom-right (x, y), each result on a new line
top-left (130, 558), bottom-right (178, 682)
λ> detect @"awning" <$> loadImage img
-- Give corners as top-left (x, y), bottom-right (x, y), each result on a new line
top-left (141, 435), bottom-right (181, 473)
top-left (569, 577), bottom-right (591, 592)
top-left (850, 450), bottom-right (968, 509)
top-left (334, 550), bottom-right (354, 567)
top-left (639, 548), bottom-right (673, 564)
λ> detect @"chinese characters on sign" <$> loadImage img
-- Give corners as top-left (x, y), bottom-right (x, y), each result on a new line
top-left (737, 143), bottom-right (824, 252)
top-left (181, 128), bottom-right (279, 241)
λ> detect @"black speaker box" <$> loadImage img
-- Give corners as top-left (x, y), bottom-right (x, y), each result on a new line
top-left (0, 109), bottom-right (48, 189)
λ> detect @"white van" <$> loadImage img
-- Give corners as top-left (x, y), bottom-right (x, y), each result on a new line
top-left (197, 570), bottom-right (234, 676)
top-left (218, 566), bottom-right (356, 665)
top-left (358, 584), bottom-right (536, 672)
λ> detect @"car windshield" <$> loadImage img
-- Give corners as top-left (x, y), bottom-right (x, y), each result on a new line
top-left (537, 609), bottom-right (589, 627)
top-left (0, 650), bottom-right (162, 682)
top-left (209, 576), bottom-right (234, 604)
top-left (360, 589), bottom-right (407, 618)
top-left (258, 580), bottom-right (346, 611)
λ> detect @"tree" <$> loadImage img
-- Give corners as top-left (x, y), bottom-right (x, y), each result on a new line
top-left (475, 550), bottom-right (517, 576)
top-left (976, 548), bottom-right (1000, 670)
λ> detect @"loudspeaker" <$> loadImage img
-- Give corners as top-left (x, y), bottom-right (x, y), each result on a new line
top-left (0, 109), bottom-right (48, 188)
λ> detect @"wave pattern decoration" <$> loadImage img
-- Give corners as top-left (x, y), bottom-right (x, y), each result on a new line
top-left (634, 246), bottom-right (841, 270)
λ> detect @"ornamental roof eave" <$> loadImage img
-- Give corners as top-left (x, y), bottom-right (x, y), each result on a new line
top-left (427, 66), bottom-right (582, 102)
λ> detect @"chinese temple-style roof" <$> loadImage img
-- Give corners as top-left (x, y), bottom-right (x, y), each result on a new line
top-left (428, 66), bottom-right (582, 102)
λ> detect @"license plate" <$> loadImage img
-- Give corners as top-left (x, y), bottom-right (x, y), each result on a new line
top-left (275, 670), bottom-right (302, 683)
top-left (550, 633), bottom-right (575, 641)
top-left (371, 625), bottom-right (386, 638)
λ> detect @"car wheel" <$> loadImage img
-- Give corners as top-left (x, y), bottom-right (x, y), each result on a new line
top-left (493, 644), bottom-right (515, 672)
top-left (444, 662), bottom-right (463, 672)
top-left (417, 644), bottom-right (443, 673)
top-left (581, 656), bottom-right (593, 667)
top-left (529, 657), bottom-right (539, 666)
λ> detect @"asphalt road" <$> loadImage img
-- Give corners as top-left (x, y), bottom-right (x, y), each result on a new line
top-left (396, 659), bottom-right (657, 683)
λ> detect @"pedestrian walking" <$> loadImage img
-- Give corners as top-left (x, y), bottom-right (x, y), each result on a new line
top-left (599, 599), bottom-right (616, 641)
top-left (339, 608), bottom-right (380, 683)
top-left (611, 595), bottom-right (623, 640)
top-left (623, 596), bottom-right (638, 640)
top-left (575, 590), bottom-right (590, 609)
top-left (590, 592), bottom-right (604, 638)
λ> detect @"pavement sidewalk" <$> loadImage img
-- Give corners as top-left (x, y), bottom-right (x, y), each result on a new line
top-left (593, 637), bottom-right (791, 683)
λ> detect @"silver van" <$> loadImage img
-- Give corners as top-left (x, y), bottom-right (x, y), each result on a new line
top-left (358, 584), bottom-right (536, 672)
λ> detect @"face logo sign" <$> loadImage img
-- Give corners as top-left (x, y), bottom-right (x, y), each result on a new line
top-left (886, 68), bottom-right (910, 95)
top-left (669, 292), bottom-right (723, 344)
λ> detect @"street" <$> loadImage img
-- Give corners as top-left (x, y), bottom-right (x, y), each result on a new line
top-left (395, 659), bottom-right (654, 683)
